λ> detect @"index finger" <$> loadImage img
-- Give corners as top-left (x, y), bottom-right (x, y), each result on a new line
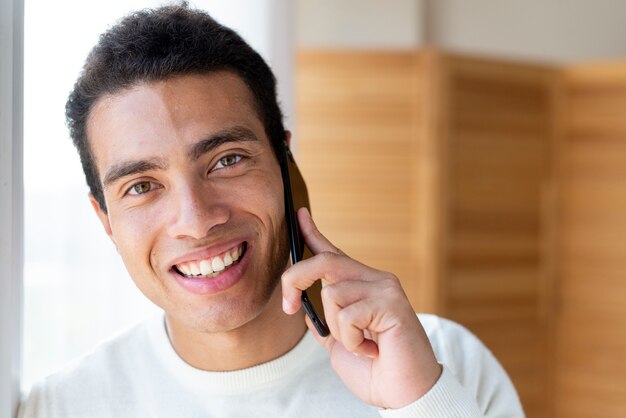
top-left (282, 250), bottom-right (376, 315)
top-left (297, 207), bottom-right (344, 256)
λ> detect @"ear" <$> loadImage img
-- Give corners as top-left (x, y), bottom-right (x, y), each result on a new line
top-left (284, 130), bottom-right (292, 148)
top-left (89, 193), bottom-right (115, 244)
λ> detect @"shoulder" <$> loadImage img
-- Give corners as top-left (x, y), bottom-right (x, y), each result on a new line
top-left (416, 314), bottom-right (525, 416)
top-left (48, 316), bottom-right (151, 384)
top-left (18, 316), bottom-right (156, 418)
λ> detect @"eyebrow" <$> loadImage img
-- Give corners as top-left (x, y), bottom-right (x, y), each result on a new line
top-left (102, 126), bottom-right (260, 188)
top-left (103, 158), bottom-right (168, 188)
top-left (188, 126), bottom-right (259, 161)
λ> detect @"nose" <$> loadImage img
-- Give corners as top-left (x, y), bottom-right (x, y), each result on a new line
top-left (166, 179), bottom-right (230, 240)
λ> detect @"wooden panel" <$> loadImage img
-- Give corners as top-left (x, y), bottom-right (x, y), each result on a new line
top-left (296, 51), bottom-right (439, 312)
top-left (556, 61), bottom-right (626, 418)
top-left (296, 50), bottom-right (558, 418)
top-left (442, 55), bottom-right (558, 418)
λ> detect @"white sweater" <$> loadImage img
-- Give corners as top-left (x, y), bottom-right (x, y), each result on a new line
top-left (18, 313), bottom-right (524, 418)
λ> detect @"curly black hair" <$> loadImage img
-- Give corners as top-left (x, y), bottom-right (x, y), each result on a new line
top-left (66, 2), bottom-right (285, 212)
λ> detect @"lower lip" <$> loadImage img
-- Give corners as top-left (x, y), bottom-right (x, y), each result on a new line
top-left (171, 247), bottom-right (249, 295)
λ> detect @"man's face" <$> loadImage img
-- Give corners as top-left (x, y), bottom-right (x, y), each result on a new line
top-left (87, 72), bottom-right (289, 334)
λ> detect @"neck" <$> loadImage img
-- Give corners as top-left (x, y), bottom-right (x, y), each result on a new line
top-left (164, 287), bottom-right (307, 371)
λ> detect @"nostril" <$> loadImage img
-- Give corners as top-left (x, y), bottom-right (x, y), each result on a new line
top-left (167, 192), bottom-right (231, 240)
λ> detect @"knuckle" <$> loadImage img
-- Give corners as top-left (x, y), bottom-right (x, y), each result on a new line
top-left (379, 274), bottom-right (407, 301)
top-left (317, 252), bottom-right (344, 279)
top-left (336, 308), bottom-right (352, 327)
top-left (380, 273), bottom-right (403, 293)
top-left (382, 272), bottom-right (400, 285)
top-left (387, 291), bottom-right (406, 308)
top-left (318, 251), bottom-right (338, 263)
top-left (280, 271), bottom-right (290, 285)
top-left (320, 283), bottom-right (334, 300)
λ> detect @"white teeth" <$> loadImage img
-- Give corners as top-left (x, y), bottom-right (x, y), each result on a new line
top-left (176, 243), bottom-right (244, 277)
top-left (190, 263), bottom-right (201, 276)
top-left (212, 257), bottom-right (225, 272)
top-left (199, 260), bottom-right (213, 276)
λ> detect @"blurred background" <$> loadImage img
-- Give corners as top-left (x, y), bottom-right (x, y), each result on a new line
top-left (20, 1), bottom-right (626, 417)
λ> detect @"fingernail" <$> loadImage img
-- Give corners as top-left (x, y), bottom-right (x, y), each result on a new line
top-left (282, 297), bottom-right (292, 313)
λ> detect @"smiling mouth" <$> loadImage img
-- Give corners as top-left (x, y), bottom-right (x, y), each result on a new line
top-left (173, 242), bottom-right (248, 279)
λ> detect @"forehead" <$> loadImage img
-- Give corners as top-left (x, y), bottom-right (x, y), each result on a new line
top-left (89, 71), bottom-right (261, 136)
top-left (86, 71), bottom-right (268, 170)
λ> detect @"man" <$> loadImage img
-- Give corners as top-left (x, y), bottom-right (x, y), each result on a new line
top-left (19, 4), bottom-right (524, 417)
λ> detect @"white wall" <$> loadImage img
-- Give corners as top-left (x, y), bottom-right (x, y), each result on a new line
top-left (0, 0), bottom-right (24, 416)
top-left (296, 0), bottom-right (423, 49)
top-left (428, 0), bottom-right (626, 63)
top-left (296, 0), bottom-right (626, 63)
top-left (201, 0), bottom-right (295, 129)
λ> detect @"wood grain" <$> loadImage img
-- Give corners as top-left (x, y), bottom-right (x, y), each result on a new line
top-left (555, 60), bottom-right (626, 418)
top-left (442, 55), bottom-right (558, 418)
top-left (296, 50), bottom-right (425, 309)
top-left (296, 50), bottom-right (558, 418)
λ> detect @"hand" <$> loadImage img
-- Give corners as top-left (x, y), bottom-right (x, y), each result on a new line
top-left (281, 208), bottom-right (442, 409)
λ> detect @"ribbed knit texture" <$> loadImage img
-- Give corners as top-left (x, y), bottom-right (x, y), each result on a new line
top-left (149, 314), bottom-right (320, 395)
top-left (18, 312), bottom-right (525, 418)
top-left (380, 367), bottom-right (483, 417)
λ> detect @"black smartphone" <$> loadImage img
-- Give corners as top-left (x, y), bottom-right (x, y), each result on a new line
top-left (280, 142), bottom-right (330, 337)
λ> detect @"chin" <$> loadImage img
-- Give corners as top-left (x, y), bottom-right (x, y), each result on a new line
top-left (177, 278), bottom-right (282, 335)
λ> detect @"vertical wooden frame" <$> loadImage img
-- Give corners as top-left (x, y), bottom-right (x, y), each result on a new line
top-left (440, 55), bottom-right (558, 418)
top-left (0, 0), bottom-right (24, 416)
top-left (412, 49), bottom-right (449, 315)
top-left (555, 61), bottom-right (626, 418)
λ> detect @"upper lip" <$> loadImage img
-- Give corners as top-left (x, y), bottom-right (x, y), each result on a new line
top-left (167, 238), bottom-right (248, 269)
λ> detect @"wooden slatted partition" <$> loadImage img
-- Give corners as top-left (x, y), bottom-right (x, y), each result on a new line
top-left (296, 50), bottom-right (557, 417)
top-left (295, 51), bottom-right (430, 309)
top-left (555, 61), bottom-right (626, 418)
top-left (441, 56), bottom-right (558, 418)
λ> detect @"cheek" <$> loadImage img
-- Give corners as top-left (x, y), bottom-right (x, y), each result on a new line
top-left (251, 176), bottom-right (284, 226)
top-left (256, 178), bottom-right (287, 251)
top-left (228, 167), bottom-right (284, 216)
top-left (109, 209), bottom-right (159, 272)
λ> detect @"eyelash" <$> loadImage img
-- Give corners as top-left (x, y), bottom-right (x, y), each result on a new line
top-left (126, 181), bottom-right (161, 196)
top-left (123, 154), bottom-right (245, 197)
top-left (211, 154), bottom-right (244, 172)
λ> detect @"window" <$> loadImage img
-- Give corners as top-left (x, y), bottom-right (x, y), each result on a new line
top-left (22, 1), bottom-right (164, 390)
top-left (1, 1), bottom-right (24, 416)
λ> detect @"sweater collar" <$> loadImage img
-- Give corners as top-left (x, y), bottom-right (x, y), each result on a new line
top-left (148, 311), bottom-right (320, 395)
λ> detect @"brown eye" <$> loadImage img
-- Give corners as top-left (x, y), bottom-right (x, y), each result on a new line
top-left (214, 154), bottom-right (242, 170)
top-left (128, 181), bottom-right (153, 195)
